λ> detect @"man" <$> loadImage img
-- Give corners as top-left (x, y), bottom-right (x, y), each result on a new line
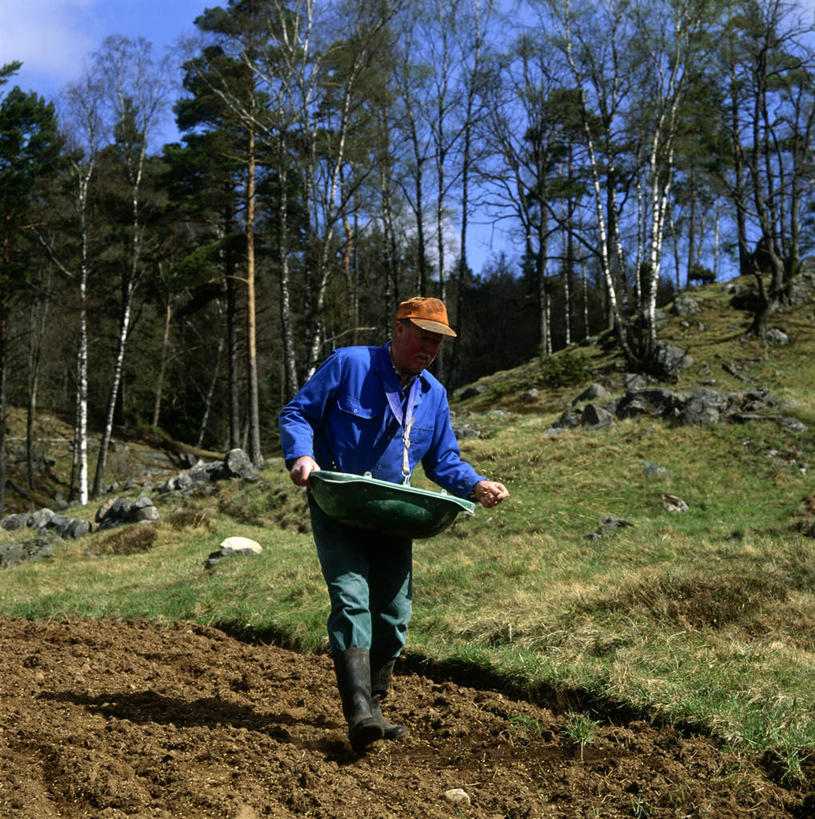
top-left (278, 296), bottom-right (509, 751)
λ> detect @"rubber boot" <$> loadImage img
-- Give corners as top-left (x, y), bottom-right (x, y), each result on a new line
top-left (371, 658), bottom-right (408, 741)
top-left (332, 648), bottom-right (384, 751)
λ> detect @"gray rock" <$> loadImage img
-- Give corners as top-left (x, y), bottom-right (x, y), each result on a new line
top-left (64, 519), bottom-right (91, 539)
top-left (672, 295), bottom-right (701, 317)
top-left (175, 472), bottom-right (194, 490)
top-left (742, 388), bottom-right (776, 412)
top-left (1, 513), bottom-right (29, 531)
top-left (224, 448), bottom-right (255, 478)
top-left (459, 385), bottom-right (486, 400)
top-left (553, 410), bottom-right (581, 429)
top-left (452, 423), bottom-right (480, 439)
top-left (777, 416), bottom-right (808, 433)
top-left (616, 388), bottom-right (678, 419)
top-left (96, 495), bottom-right (158, 527)
top-left (598, 515), bottom-right (634, 533)
top-left (28, 508), bottom-right (54, 529)
top-left (623, 373), bottom-right (649, 391)
top-left (643, 462), bottom-right (670, 478)
top-left (134, 506), bottom-right (160, 523)
top-left (680, 389), bottom-right (729, 425)
top-left (661, 494), bottom-right (689, 513)
top-left (95, 498), bottom-right (115, 523)
top-left (0, 538), bottom-right (53, 570)
top-left (581, 404), bottom-right (615, 428)
top-left (650, 342), bottom-right (693, 379)
top-left (766, 328), bottom-right (789, 347)
top-left (573, 383), bottom-right (608, 405)
top-left (724, 361), bottom-right (751, 382)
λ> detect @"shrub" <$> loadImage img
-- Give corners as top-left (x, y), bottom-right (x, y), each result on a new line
top-left (538, 352), bottom-right (592, 388)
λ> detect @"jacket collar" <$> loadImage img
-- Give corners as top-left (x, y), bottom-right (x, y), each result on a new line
top-left (378, 342), bottom-right (428, 393)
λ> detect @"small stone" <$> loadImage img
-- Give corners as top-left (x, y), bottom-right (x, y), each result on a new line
top-left (443, 788), bottom-right (471, 806)
top-left (220, 536), bottom-right (262, 555)
top-left (660, 493), bottom-right (689, 513)
top-left (642, 462), bottom-right (669, 478)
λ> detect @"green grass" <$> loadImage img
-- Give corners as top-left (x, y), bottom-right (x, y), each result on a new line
top-left (1, 275), bottom-right (814, 779)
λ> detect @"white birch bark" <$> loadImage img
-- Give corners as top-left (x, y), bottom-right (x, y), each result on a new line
top-left (91, 36), bottom-right (169, 496)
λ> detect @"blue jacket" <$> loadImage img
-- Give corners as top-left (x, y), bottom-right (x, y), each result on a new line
top-left (278, 344), bottom-right (485, 499)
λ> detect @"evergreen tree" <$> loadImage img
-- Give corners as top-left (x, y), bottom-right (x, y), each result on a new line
top-left (0, 79), bottom-right (62, 513)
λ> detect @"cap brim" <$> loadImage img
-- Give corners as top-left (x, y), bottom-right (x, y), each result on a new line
top-left (409, 318), bottom-right (457, 338)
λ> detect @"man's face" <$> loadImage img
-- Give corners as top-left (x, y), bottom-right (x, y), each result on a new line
top-left (391, 320), bottom-right (443, 374)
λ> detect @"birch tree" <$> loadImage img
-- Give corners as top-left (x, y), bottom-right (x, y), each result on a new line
top-left (628, 0), bottom-right (708, 359)
top-left (714, 0), bottom-right (815, 336)
top-left (91, 35), bottom-right (170, 497)
top-left (45, 69), bottom-right (106, 505)
top-left (542, 0), bottom-right (635, 360)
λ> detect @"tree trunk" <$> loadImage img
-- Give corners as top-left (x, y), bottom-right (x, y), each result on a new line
top-left (91, 283), bottom-right (133, 497)
top-left (151, 292), bottom-right (173, 428)
top-left (26, 277), bottom-right (50, 495)
top-left (197, 334), bottom-right (224, 449)
top-left (245, 120), bottom-right (263, 467)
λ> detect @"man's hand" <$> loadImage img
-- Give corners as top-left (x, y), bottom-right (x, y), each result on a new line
top-left (473, 480), bottom-right (509, 508)
top-left (289, 455), bottom-right (320, 487)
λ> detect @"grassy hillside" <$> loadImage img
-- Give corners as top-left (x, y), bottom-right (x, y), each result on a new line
top-left (1, 275), bottom-right (813, 781)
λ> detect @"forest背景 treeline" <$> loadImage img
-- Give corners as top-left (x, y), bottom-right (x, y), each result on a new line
top-left (0, 0), bottom-right (812, 511)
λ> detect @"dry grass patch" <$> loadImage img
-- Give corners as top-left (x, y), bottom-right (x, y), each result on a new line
top-left (165, 506), bottom-right (215, 531)
top-left (94, 524), bottom-right (158, 556)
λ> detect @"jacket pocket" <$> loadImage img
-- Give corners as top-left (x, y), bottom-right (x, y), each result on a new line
top-left (336, 396), bottom-right (383, 420)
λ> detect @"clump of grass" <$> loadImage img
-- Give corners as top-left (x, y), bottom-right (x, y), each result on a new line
top-left (166, 507), bottom-right (214, 531)
top-left (560, 711), bottom-right (599, 762)
top-left (94, 525), bottom-right (158, 556)
top-left (505, 713), bottom-right (543, 743)
top-left (774, 746), bottom-right (810, 787)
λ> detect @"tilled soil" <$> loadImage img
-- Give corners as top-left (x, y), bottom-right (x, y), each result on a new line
top-left (0, 618), bottom-right (811, 818)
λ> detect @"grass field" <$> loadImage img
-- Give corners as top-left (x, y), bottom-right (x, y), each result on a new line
top-left (1, 276), bottom-right (813, 783)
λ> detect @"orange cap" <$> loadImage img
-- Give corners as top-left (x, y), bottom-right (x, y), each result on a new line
top-left (396, 296), bottom-right (457, 337)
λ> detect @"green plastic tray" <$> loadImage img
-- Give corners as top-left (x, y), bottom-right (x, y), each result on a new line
top-left (309, 470), bottom-right (475, 539)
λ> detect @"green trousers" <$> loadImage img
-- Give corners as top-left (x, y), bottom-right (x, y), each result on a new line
top-left (308, 494), bottom-right (413, 658)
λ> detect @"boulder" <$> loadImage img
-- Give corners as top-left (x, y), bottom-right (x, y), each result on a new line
top-left (224, 448), bottom-right (255, 478)
top-left (680, 389), bottom-right (730, 425)
top-left (28, 508), bottom-right (55, 529)
top-left (581, 404), bottom-right (614, 429)
top-left (766, 328), bottom-right (789, 347)
top-left (458, 385), bottom-right (486, 400)
top-left (96, 495), bottom-right (160, 530)
top-left (672, 295), bottom-right (702, 317)
top-left (1, 513), bottom-right (28, 531)
top-left (649, 342), bottom-right (693, 379)
top-left (572, 383), bottom-right (608, 405)
top-left (553, 409), bottom-right (581, 429)
top-left (616, 388), bottom-right (678, 420)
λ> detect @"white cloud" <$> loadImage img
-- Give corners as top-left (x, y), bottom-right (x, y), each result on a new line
top-left (2, 0), bottom-right (99, 88)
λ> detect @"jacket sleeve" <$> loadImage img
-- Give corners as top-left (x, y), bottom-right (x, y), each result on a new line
top-left (278, 353), bottom-right (342, 467)
top-left (420, 390), bottom-right (485, 499)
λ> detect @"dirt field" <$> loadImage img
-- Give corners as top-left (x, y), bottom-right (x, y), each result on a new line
top-left (0, 618), bottom-right (811, 818)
